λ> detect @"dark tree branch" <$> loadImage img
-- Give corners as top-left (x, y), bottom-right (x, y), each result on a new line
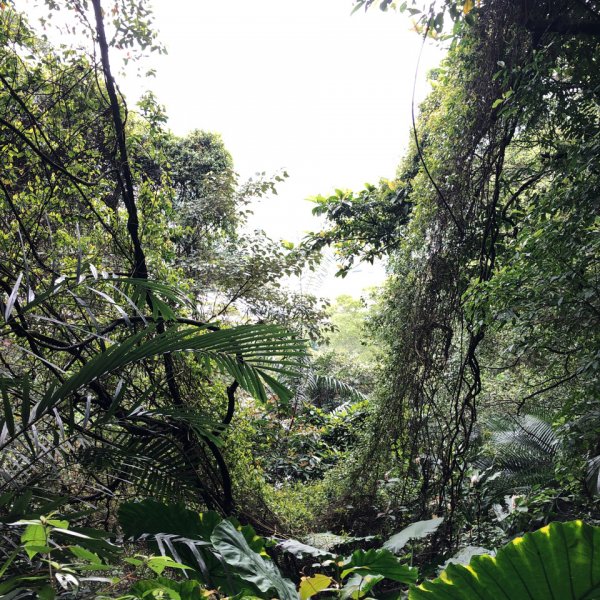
top-left (91, 0), bottom-right (147, 280)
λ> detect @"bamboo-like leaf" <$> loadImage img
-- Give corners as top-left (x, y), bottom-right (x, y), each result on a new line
top-left (0, 380), bottom-right (15, 436)
top-left (21, 376), bottom-right (30, 427)
top-left (88, 287), bottom-right (131, 324)
top-left (258, 370), bottom-right (294, 403)
top-left (4, 272), bottom-right (22, 322)
top-left (108, 283), bottom-right (147, 323)
top-left (98, 379), bottom-right (126, 424)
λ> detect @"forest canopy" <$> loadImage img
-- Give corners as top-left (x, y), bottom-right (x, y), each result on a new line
top-left (0, 0), bottom-right (599, 599)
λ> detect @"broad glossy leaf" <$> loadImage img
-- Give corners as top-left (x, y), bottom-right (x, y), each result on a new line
top-left (341, 573), bottom-right (383, 600)
top-left (384, 517), bottom-right (444, 553)
top-left (21, 523), bottom-right (47, 558)
top-left (299, 574), bottom-right (333, 600)
top-left (341, 548), bottom-right (417, 583)
top-left (210, 520), bottom-right (297, 600)
top-left (278, 538), bottom-right (334, 559)
top-left (118, 502), bottom-right (269, 593)
top-left (438, 545), bottom-right (492, 572)
top-left (409, 520), bottom-right (600, 599)
top-left (118, 500), bottom-right (220, 540)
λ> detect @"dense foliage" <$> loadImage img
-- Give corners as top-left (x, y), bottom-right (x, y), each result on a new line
top-left (315, 0), bottom-right (600, 547)
top-left (1, 0), bottom-right (599, 598)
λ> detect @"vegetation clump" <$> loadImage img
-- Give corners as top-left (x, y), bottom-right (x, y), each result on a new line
top-left (0, 0), bottom-right (598, 597)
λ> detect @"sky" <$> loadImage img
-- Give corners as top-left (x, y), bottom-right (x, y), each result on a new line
top-left (121, 0), bottom-right (444, 297)
top-left (28, 0), bottom-right (444, 297)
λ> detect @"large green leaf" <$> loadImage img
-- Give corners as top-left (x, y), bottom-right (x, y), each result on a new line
top-left (118, 501), bottom-right (264, 553)
top-left (210, 520), bottom-right (298, 600)
top-left (118, 501), bottom-right (220, 587)
top-left (278, 538), bottom-right (334, 559)
top-left (118, 500), bottom-right (219, 540)
top-left (118, 502), bottom-right (273, 596)
top-left (129, 577), bottom-right (205, 600)
top-left (383, 517), bottom-right (444, 553)
top-left (341, 573), bottom-right (384, 600)
top-left (299, 574), bottom-right (333, 600)
top-left (341, 548), bottom-right (418, 583)
top-left (409, 520), bottom-right (600, 599)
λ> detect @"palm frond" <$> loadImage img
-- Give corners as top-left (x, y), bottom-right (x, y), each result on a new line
top-left (3, 323), bottom-right (305, 440)
top-left (308, 375), bottom-right (366, 402)
top-left (477, 413), bottom-right (558, 495)
top-left (487, 414), bottom-right (557, 456)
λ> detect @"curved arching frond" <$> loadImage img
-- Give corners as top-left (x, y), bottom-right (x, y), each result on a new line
top-left (476, 413), bottom-right (559, 495)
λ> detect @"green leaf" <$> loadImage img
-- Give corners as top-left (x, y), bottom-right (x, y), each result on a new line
top-left (44, 323), bottom-right (305, 412)
top-left (341, 548), bottom-right (417, 583)
top-left (134, 580), bottom-right (181, 600)
top-left (69, 545), bottom-right (102, 564)
top-left (130, 578), bottom-right (203, 600)
top-left (409, 520), bottom-right (600, 599)
top-left (21, 523), bottom-right (47, 558)
top-left (46, 519), bottom-right (69, 529)
top-left (300, 574), bottom-right (333, 600)
top-left (341, 573), bottom-right (384, 600)
top-left (1, 379), bottom-right (15, 436)
top-left (38, 585), bottom-right (56, 600)
top-left (21, 375), bottom-right (30, 427)
top-left (124, 557), bottom-right (144, 567)
top-left (0, 548), bottom-right (19, 579)
top-left (146, 556), bottom-right (191, 575)
top-left (118, 500), bottom-right (220, 540)
top-left (210, 520), bottom-right (297, 600)
top-left (383, 517), bottom-right (444, 553)
top-left (278, 538), bottom-right (334, 559)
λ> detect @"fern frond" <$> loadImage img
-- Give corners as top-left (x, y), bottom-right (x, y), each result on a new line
top-left (478, 412), bottom-right (558, 496)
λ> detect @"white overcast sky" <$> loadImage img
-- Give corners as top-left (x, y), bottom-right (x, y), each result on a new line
top-left (123, 0), bottom-right (445, 297)
top-left (28, 0), bottom-right (444, 297)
